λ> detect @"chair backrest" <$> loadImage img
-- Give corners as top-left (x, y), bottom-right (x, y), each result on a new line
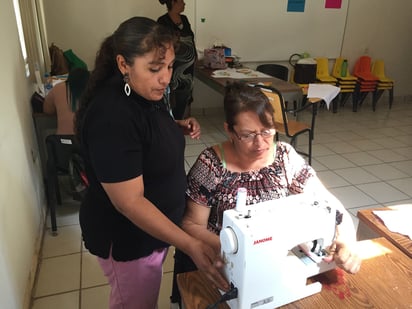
top-left (316, 57), bottom-right (331, 78)
top-left (256, 64), bottom-right (289, 81)
top-left (255, 85), bottom-right (288, 129)
top-left (372, 59), bottom-right (386, 79)
top-left (354, 55), bottom-right (372, 75)
top-left (46, 134), bottom-right (88, 189)
top-left (353, 55), bottom-right (379, 81)
top-left (45, 134), bottom-right (78, 172)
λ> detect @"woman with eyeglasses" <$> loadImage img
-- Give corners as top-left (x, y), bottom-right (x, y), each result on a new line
top-left (171, 81), bottom-right (361, 305)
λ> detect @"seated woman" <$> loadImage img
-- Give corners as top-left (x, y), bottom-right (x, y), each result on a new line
top-left (171, 81), bottom-right (361, 304)
top-left (43, 68), bottom-right (90, 134)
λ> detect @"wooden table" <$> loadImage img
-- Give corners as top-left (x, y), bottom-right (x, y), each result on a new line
top-left (195, 65), bottom-right (303, 107)
top-left (177, 237), bottom-right (412, 308)
top-left (357, 206), bottom-right (412, 258)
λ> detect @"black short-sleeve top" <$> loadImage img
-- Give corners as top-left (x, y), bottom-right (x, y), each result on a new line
top-left (79, 74), bottom-right (186, 261)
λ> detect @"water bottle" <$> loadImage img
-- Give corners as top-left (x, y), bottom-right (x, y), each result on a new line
top-left (341, 59), bottom-right (348, 77)
top-left (44, 73), bottom-right (53, 96)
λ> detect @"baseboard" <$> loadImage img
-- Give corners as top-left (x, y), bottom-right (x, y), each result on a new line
top-left (22, 213), bottom-right (46, 309)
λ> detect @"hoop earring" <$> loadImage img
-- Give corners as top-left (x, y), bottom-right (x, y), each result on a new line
top-left (123, 73), bottom-right (131, 96)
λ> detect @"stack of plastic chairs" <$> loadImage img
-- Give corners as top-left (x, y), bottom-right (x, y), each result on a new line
top-left (353, 55), bottom-right (379, 111)
top-left (332, 57), bottom-right (358, 112)
top-left (372, 59), bottom-right (394, 111)
top-left (315, 57), bottom-right (338, 112)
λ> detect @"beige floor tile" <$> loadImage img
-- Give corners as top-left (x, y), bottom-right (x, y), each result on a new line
top-left (387, 178), bottom-right (412, 197)
top-left (184, 144), bottom-right (208, 157)
top-left (357, 182), bottom-right (409, 203)
top-left (81, 285), bottom-right (110, 309)
top-left (329, 186), bottom-right (377, 209)
top-left (334, 167), bottom-right (380, 185)
top-left (363, 163), bottom-right (409, 181)
top-left (42, 225), bottom-right (82, 258)
top-left (316, 170), bottom-right (350, 188)
top-left (34, 254), bottom-right (81, 297)
top-left (31, 291), bottom-right (79, 309)
top-left (367, 149), bottom-right (407, 163)
top-left (81, 251), bottom-right (107, 288)
top-left (45, 197), bottom-right (81, 229)
top-left (342, 152), bottom-right (383, 166)
top-left (316, 154), bottom-right (356, 169)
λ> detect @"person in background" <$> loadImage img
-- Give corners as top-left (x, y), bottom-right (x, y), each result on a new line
top-left (171, 82), bottom-right (362, 305)
top-left (157, 0), bottom-right (197, 120)
top-left (43, 67), bottom-right (90, 134)
top-left (74, 16), bottom-right (228, 309)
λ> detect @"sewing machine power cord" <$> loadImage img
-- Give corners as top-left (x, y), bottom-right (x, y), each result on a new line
top-left (206, 282), bottom-right (238, 309)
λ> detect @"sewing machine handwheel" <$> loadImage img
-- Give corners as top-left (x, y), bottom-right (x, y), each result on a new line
top-left (220, 227), bottom-right (238, 254)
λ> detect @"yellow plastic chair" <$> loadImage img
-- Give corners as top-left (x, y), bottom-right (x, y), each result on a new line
top-left (372, 59), bottom-right (394, 110)
top-left (315, 57), bottom-right (338, 85)
top-left (332, 57), bottom-right (358, 111)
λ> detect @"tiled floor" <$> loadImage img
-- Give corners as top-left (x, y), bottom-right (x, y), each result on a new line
top-left (30, 97), bottom-right (412, 309)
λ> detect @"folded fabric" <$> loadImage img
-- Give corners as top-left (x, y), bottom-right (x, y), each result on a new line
top-left (307, 83), bottom-right (340, 109)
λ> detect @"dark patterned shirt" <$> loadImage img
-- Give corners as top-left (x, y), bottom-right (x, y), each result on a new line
top-left (186, 142), bottom-right (315, 234)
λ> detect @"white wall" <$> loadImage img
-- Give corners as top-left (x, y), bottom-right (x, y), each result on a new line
top-left (42, 0), bottom-right (195, 69)
top-left (0, 1), bottom-right (46, 309)
top-left (341, 0), bottom-right (412, 101)
top-left (41, 0), bottom-right (412, 98)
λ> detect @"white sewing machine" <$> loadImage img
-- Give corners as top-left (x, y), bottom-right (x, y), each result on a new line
top-left (220, 192), bottom-right (338, 309)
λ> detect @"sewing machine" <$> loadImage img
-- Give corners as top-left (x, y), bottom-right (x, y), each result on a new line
top-left (220, 192), bottom-right (338, 309)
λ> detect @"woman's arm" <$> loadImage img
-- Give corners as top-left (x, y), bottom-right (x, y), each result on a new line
top-left (181, 198), bottom-right (221, 253)
top-left (101, 176), bottom-right (229, 290)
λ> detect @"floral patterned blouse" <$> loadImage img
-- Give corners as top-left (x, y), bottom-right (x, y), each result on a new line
top-left (186, 142), bottom-right (315, 234)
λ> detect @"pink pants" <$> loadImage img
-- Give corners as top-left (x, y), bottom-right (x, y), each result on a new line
top-left (98, 247), bottom-right (169, 309)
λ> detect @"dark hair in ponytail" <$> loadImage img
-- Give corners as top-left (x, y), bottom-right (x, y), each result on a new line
top-left (159, 0), bottom-right (173, 11)
top-left (75, 16), bottom-right (177, 140)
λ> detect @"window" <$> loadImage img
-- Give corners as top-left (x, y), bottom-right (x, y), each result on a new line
top-left (13, 0), bottom-right (29, 76)
top-left (12, 0), bottom-right (48, 81)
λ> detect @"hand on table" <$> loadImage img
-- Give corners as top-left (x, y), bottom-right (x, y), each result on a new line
top-left (324, 241), bottom-right (362, 274)
top-left (187, 239), bottom-right (230, 292)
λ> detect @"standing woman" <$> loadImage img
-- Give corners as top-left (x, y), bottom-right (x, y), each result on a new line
top-left (75, 17), bottom-right (228, 309)
top-left (158, 0), bottom-right (197, 120)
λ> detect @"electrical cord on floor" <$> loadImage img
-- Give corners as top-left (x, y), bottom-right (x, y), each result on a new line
top-left (206, 283), bottom-right (238, 309)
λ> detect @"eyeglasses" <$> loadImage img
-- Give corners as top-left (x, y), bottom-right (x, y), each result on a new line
top-left (233, 128), bottom-right (276, 142)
